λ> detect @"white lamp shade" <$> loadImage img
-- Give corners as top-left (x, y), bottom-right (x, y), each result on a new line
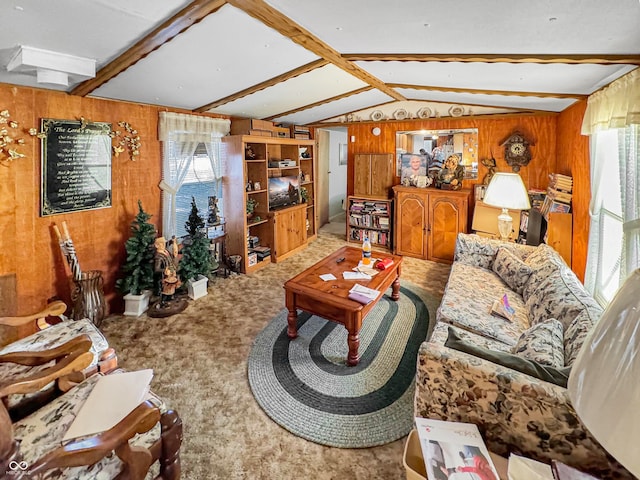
top-left (568, 269), bottom-right (640, 476)
top-left (482, 173), bottom-right (531, 210)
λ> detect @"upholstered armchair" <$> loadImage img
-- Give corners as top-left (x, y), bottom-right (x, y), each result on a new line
top-left (0, 355), bottom-right (183, 480)
top-left (0, 302), bottom-right (117, 420)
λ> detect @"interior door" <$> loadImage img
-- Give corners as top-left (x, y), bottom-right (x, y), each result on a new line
top-left (316, 129), bottom-right (330, 228)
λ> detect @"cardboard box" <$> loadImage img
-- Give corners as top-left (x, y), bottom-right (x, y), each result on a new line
top-left (272, 126), bottom-right (290, 138)
top-left (230, 118), bottom-right (274, 136)
top-left (403, 429), bottom-right (427, 480)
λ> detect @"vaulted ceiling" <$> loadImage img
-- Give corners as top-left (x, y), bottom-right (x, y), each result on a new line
top-left (1, 0), bottom-right (638, 125)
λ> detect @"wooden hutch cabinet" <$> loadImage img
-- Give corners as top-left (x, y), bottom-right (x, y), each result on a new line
top-left (393, 186), bottom-right (470, 263)
top-left (222, 135), bottom-right (316, 273)
top-left (353, 153), bottom-right (395, 199)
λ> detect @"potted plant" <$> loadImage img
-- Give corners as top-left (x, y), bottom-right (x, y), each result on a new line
top-left (116, 200), bottom-right (156, 316)
top-left (300, 186), bottom-right (309, 203)
top-left (180, 197), bottom-right (211, 300)
top-left (246, 198), bottom-right (258, 221)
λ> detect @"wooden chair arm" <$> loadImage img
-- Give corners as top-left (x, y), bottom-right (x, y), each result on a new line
top-left (0, 350), bottom-right (93, 398)
top-left (0, 334), bottom-right (92, 366)
top-left (0, 300), bottom-right (66, 328)
top-left (27, 400), bottom-right (161, 479)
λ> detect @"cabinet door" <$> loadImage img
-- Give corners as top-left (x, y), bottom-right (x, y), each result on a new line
top-left (273, 206), bottom-right (306, 260)
top-left (369, 154), bottom-right (394, 199)
top-left (428, 195), bottom-right (467, 263)
top-left (353, 154), bottom-right (371, 196)
top-left (395, 192), bottom-right (427, 258)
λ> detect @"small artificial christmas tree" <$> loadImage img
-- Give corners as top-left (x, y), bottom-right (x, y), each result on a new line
top-left (179, 197), bottom-right (211, 283)
top-left (116, 200), bottom-right (157, 295)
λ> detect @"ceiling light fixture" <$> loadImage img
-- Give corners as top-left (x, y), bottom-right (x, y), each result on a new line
top-left (7, 46), bottom-right (95, 87)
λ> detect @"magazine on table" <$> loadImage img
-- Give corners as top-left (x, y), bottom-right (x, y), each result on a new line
top-left (415, 417), bottom-right (500, 480)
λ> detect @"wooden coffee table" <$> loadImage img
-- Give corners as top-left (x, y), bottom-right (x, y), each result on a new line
top-left (284, 246), bottom-right (403, 366)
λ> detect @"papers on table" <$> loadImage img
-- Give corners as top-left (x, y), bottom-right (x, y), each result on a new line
top-left (343, 271), bottom-right (371, 280)
top-left (350, 284), bottom-right (380, 301)
top-left (320, 273), bottom-right (336, 281)
top-left (63, 369), bottom-right (154, 442)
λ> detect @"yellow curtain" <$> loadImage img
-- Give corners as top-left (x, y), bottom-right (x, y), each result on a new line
top-left (582, 68), bottom-right (640, 135)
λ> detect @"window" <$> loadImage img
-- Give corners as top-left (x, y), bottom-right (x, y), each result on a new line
top-left (587, 125), bottom-right (639, 305)
top-left (173, 143), bottom-right (223, 238)
top-left (158, 112), bottom-right (230, 239)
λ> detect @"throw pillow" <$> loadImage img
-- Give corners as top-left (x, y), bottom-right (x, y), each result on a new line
top-left (492, 247), bottom-right (533, 295)
top-left (445, 327), bottom-right (571, 387)
top-left (512, 319), bottom-right (564, 368)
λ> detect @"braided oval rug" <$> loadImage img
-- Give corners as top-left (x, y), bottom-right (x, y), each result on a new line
top-left (247, 283), bottom-right (434, 448)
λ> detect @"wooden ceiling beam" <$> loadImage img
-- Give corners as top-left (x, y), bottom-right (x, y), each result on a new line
top-left (388, 83), bottom-right (586, 100)
top-left (265, 87), bottom-right (372, 121)
top-left (71, 0), bottom-right (227, 96)
top-left (226, 0), bottom-right (405, 102)
top-left (195, 59), bottom-right (328, 112)
top-left (344, 53), bottom-right (640, 65)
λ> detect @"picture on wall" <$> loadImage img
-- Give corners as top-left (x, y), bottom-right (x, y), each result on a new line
top-left (40, 118), bottom-right (112, 216)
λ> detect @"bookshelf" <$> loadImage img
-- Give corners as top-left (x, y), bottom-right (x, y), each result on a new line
top-left (222, 135), bottom-right (316, 274)
top-left (347, 196), bottom-right (393, 251)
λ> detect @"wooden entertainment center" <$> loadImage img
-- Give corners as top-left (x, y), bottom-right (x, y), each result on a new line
top-left (222, 135), bottom-right (316, 274)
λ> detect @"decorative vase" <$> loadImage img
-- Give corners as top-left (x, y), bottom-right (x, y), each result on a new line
top-left (71, 270), bottom-right (107, 326)
top-left (123, 290), bottom-right (152, 317)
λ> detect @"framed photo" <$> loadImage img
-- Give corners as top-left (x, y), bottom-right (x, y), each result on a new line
top-left (253, 181), bottom-right (261, 190)
top-left (400, 153), bottom-right (428, 184)
top-left (338, 143), bottom-right (347, 165)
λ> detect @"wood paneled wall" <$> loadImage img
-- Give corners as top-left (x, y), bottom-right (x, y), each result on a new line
top-left (557, 101), bottom-right (589, 281)
top-left (347, 112), bottom-right (590, 280)
top-left (0, 83), bottom-right (226, 315)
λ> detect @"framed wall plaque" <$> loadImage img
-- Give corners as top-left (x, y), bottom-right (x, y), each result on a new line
top-left (40, 118), bottom-right (112, 216)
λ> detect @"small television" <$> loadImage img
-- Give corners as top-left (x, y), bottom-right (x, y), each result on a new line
top-left (268, 175), bottom-right (300, 210)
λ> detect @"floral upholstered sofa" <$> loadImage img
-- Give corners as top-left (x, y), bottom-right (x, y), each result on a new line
top-left (414, 233), bottom-right (631, 478)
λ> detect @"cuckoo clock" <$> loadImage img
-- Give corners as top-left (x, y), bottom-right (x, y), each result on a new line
top-left (501, 132), bottom-right (533, 172)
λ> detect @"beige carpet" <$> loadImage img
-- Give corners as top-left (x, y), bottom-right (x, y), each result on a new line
top-left (100, 228), bottom-right (451, 480)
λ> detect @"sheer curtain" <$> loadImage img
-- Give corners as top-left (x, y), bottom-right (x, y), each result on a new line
top-left (583, 69), bottom-right (640, 302)
top-left (158, 112), bottom-right (230, 237)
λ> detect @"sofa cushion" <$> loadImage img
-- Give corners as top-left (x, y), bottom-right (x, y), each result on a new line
top-left (437, 262), bottom-right (530, 347)
top-left (492, 247), bottom-right (533, 295)
top-left (430, 322), bottom-right (513, 353)
top-left (512, 318), bottom-right (564, 368)
top-left (525, 268), bottom-right (602, 329)
top-left (564, 311), bottom-right (598, 366)
top-left (522, 244), bottom-right (565, 301)
top-left (444, 327), bottom-right (571, 387)
top-left (454, 233), bottom-right (534, 270)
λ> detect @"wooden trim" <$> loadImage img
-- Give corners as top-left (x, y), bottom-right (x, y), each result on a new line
top-left (71, 0), bottom-right (227, 96)
top-left (308, 110), bottom-right (558, 128)
top-left (389, 83), bottom-right (587, 100)
top-left (226, 0), bottom-right (405, 101)
top-left (195, 59), bottom-right (329, 112)
top-left (343, 53), bottom-right (640, 65)
top-left (302, 99), bottom-right (399, 125)
top-left (265, 86), bottom-right (372, 121)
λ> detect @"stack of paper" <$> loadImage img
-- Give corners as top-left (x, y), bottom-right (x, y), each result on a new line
top-left (348, 284), bottom-right (380, 304)
top-left (508, 454), bottom-right (553, 480)
top-left (343, 271), bottom-right (371, 280)
top-left (63, 369), bottom-right (154, 441)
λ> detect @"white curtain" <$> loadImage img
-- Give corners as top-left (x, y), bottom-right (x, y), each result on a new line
top-left (581, 68), bottom-right (640, 135)
top-left (583, 68), bottom-right (640, 300)
top-left (158, 112), bottom-right (230, 237)
top-left (619, 125), bottom-right (640, 281)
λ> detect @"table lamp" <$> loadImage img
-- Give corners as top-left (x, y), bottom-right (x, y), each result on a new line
top-left (482, 173), bottom-right (531, 241)
top-left (568, 269), bottom-right (640, 477)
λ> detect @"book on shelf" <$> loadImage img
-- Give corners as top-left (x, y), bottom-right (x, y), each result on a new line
top-left (490, 294), bottom-right (515, 322)
top-left (415, 417), bottom-right (500, 480)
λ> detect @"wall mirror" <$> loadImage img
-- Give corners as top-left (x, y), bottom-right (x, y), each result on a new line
top-left (395, 128), bottom-right (478, 180)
